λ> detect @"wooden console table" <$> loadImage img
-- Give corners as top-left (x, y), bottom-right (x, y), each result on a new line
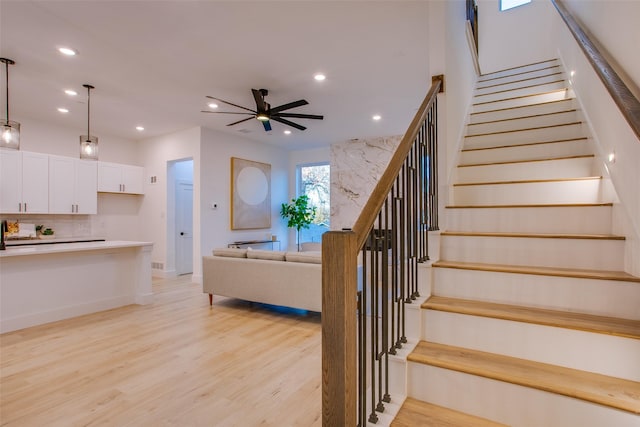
top-left (228, 240), bottom-right (281, 250)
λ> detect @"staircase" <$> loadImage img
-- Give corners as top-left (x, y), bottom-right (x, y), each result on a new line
top-left (391, 59), bottom-right (640, 426)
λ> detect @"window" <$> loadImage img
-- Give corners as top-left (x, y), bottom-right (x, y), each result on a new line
top-left (298, 163), bottom-right (330, 244)
top-left (500, 0), bottom-right (531, 11)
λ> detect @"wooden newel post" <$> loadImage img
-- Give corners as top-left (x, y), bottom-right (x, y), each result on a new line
top-left (322, 230), bottom-right (358, 427)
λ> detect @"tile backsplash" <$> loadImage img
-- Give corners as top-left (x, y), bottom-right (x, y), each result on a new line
top-left (0, 214), bottom-right (102, 238)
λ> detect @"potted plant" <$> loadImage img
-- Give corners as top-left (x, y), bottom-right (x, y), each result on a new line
top-left (280, 195), bottom-right (317, 251)
top-left (37, 225), bottom-right (55, 239)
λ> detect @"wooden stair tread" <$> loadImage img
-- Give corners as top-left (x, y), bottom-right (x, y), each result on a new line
top-left (422, 296), bottom-right (640, 339)
top-left (469, 98), bottom-right (574, 116)
top-left (453, 176), bottom-right (601, 187)
top-left (446, 203), bottom-right (613, 208)
top-left (432, 260), bottom-right (640, 283)
top-left (462, 137), bottom-right (587, 152)
top-left (466, 121), bottom-right (581, 138)
top-left (440, 231), bottom-right (625, 240)
top-left (473, 79), bottom-right (566, 99)
top-left (477, 64), bottom-right (561, 85)
top-left (475, 72), bottom-right (564, 91)
top-left (408, 341), bottom-right (640, 414)
top-left (468, 108), bottom-right (577, 126)
top-left (390, 397), bottom-right (507, 427)
top-left (458, 154), bottom-right (593, 168)
top-left (478, 59), bottom-right (558, 79)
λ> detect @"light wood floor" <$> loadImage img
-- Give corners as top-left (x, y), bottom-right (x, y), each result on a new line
top-left (0, 276), bottom-right (322, 426)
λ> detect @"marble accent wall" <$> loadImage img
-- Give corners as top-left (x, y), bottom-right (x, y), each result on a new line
top-left (330, 135), bottom-right (402, 231)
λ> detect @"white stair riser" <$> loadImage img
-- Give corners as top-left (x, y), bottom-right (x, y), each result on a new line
top-left (445, 205), bottom-right (613, 234)
top-left (473, 81), bottom-right (567, 104)
top-left (478, 60), bottom-right (560, 82)
top-left (439, 235), bottom-right (625, 270)
top-left (456, 157), bottom-right (594, 183)
top-left (467, 110), bottom-right (578, 135)
top-left (460, 139), bottom-right (590, 164)
top-left (469, 98), bottom-right (575, 124)
top-left (422, 310), bottom-right (640, 381)
top-left (475, 72), bottom-right (566, 97)
top-left (452, 179), bottom-right (606, 205)
top-left (433, 267), bottom-right (640, 320)
top-left (472, 89), bottom-right (571, 113)
top-left (407, 364), bottom-right (640, 427)
top-left (464, 123), bottom-right (583, 148)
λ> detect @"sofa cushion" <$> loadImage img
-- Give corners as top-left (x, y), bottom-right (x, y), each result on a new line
top-left (285, 251), bottom-right (322, 264)
top-left (300, 242), bottom-right (322, 252)
top-left (212, 248), bottom-right (247, 258)
top-left (246, 249), bottom-right (286, 261)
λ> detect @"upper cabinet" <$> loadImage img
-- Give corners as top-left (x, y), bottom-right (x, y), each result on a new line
top-left (98, 161), bottom-right (144, 195)
top-left (0, 150), bottom-right (49, 214)
top-left (49, 156), bottom-right (97, 214)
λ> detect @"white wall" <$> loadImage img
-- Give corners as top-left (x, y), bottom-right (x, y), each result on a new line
top-left (2, 117), bottom-right (143, 241)
top-left (199, 126), bottom-right (290, 257)
top-left (478, 0), bottom-right (556, 74)
top-left (548, 0), bottom-right (640, 276)
top-left (138, 127), bottom-right (201, 279)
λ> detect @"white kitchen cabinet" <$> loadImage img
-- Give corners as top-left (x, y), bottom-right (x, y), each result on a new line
top-left (0, 150), bottom-right (49, 214)
top-left (98, 162), bottom-right (144, 194)
top-left (49, 155), bottom-right (97, 214)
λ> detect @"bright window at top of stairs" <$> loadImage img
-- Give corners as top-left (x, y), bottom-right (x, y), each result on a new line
top-left (500, 0), bottom-right (531, 11)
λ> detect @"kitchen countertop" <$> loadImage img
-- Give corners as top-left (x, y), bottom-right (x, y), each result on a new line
top-left (0, 240), bottom-right (153, 258)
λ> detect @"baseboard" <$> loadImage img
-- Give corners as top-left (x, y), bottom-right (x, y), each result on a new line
top-left (152, 268), bottom-right (177, 279)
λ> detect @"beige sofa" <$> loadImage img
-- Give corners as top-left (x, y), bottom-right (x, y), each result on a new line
top-left (202, 248), bottom-right (322, 312)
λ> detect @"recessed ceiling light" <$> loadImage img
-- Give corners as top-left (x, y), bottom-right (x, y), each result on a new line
top-left (57, 107), bottom-right (69, 113)
top-left (314, 73), bottom-right (326, 81)
top-left (208, 102), bottom-right (218, 109)
top-left (64, 89), bottom-right (77, 96)
top-left (372, 115), bottom-right (382, 121)
top-left (284, 130), bottom-right (291, 135)
top-left (136, 126), bottom-right (145, 131)
top-left (58, 47), bottom-right (77, 56)
top-left (608, 152), bottom-right (615, 163)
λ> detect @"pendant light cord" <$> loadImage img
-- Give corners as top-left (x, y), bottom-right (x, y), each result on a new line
top-left (87, 85), bottom-right (90, 137)
top-left (4, 60), bottom-right (8, 123)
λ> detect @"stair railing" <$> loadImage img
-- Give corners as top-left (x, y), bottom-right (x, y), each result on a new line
top-left (551, 0), bottom-right (640, 141)
top-left (322, 75), bottom-right (443, 426)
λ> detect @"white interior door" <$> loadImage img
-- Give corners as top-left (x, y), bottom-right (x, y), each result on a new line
top-left (176, 181), bottom-right (193, 275)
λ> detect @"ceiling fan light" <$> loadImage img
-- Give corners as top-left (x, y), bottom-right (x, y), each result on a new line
top-left (256, 114), bottom-right (269, 122)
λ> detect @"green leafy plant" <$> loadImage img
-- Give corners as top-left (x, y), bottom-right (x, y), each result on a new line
top-left (37, 225), bottom-right (54, 236)
top-left (280, 195), bottom-right (317, 251)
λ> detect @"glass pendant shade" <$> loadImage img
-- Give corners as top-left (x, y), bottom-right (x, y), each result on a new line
top-left (1, 58), bottom-right (20, 150)
top-left (80, 135), bottom-right (98, 160)
top-left (1, 119), bottom-right (20, 150)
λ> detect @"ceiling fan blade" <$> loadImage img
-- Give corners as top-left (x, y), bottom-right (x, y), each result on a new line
top-left (271, 116), bottom-right (306, 131)
top-left (206, 95), bottom-right (255, 113)
top-left (227, 117), bottom-right (255, 126)
top-left (274, 112), bottom-right (324, 120)
top-left (200, 111), bottom-right (254, 115)
top-left (252, 89), bottom-right (267, 112)
top-left (262, 120), bottom-right (272, 132)
top-left (270, 99), bottom-right (308, 114)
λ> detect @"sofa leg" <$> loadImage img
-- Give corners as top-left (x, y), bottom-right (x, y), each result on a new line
top-left (209, 293), bottom-right (213, 306)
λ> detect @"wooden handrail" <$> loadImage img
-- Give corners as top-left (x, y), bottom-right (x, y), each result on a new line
top-left (551, 0), bottom-right (640, 141)
top-left (352, 75), bottom-right (444, 250)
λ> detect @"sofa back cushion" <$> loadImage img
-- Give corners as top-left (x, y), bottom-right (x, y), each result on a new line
top-left (212, 248), bottom-right (247, 258)
top-left (246, 249), bottom-right (287, 261)
top-left (285, 251), bottom-right (322, 264)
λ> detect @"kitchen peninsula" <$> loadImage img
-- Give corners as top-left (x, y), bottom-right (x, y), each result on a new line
top-left (0, 240), bottom-right (153, 333)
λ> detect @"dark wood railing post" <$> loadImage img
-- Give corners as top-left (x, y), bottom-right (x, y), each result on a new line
top-left (322, 230), bottom-right (358, 427)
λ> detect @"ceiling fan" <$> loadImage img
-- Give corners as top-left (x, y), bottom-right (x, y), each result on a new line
top-left (202, 88), bottom-right (323, 131)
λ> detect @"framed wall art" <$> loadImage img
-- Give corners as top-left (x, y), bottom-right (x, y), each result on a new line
top-left (230, 157), bottom-right (271, 229)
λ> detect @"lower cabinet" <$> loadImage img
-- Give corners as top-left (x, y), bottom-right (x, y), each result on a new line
top-left (49, 156), bottom-right (97, 214)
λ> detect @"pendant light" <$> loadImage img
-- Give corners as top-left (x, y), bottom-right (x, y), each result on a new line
top-left (79, 84), bottom-right (98, 160)
top-left (0, 58), bottom-right (20, 150)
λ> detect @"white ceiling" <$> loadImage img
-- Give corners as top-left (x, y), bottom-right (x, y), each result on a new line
top-left (0, 1), bottom-right (431, 150)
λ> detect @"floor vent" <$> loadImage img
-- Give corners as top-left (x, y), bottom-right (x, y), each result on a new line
top-left (151, 262), bottom-right (164, 270)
